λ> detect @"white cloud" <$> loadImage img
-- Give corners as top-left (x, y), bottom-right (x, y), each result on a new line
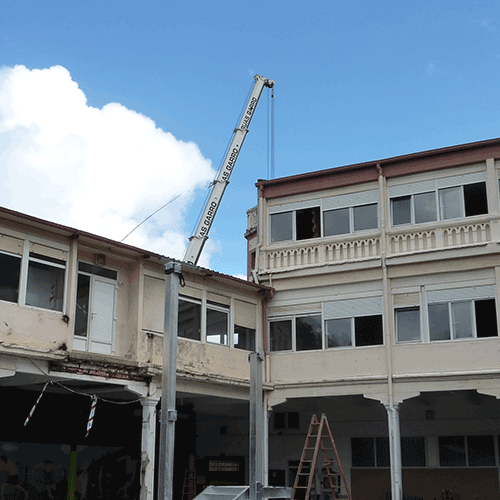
top-left (0, 65), bottom-right (216, 264)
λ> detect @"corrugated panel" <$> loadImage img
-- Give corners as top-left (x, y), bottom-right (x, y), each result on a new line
top-left (436, 172), bottom-right (486, 189)
top-left (30, 242), bottom-right (67, 261)
top-left (0, 234), bottom-right (23, 255)
top-left (324, 296), bottom-right (383, 319)
top-left (393, 292), bottom-right (420, 306)
top-left (207, 291), bottom-right (231, 307)
top-left (389, 180), bottom-right (436, 198)
top-left (322, 189), bottom-right (379, 211)
top-left (427, 285), bottom-right (495, 303)
top-left (268, 199), bottom-right (321, 214)
top-left (234, 299), bottom-right (257, 329)
top-left (143, 275), bottom-right (165, 333)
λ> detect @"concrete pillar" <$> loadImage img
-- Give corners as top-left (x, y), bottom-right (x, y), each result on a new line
top-left (386, 404), bottom-right (402, 500)
top-left (140, 396), bottom-right (160, 500)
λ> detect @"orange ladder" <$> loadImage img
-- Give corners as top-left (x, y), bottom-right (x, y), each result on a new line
top-left (291, 413), bottom-right (352, 500)
top-left (181, 455), bottom-right (197, 500)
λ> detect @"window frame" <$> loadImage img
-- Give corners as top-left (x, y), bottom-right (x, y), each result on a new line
top-left (428, 298), bottom-right (498, 342)
top-left (391, 181), bottom-right (488, 227)
top-left (269, 202), bottom-right (379, 244)
top-left (325, 314), bottom-right (384, 349)
top-left (269, 313), bottom-right (323, 352)
top-left (0, 238), bottom-right (68, 313)
top-left (395, 306), bottom-right (422, 343)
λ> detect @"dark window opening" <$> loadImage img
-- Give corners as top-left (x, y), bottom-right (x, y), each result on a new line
top-left (78, 261), bottom-right (117, 280)
top-left (0, 253), bottom-right (21, 303)
top-left (296, 207), bottom-right (320, 241)
top-left (375, 437), bottom-right (390, 467)
top-left (439, 436), bottom-right (466, 466)
top-left (468, 435), bottom-right (495, 466)
top-left (475, 299), bottom-right (498, 338)
top-left (296, 315), bottom-right (322, 351)
top-left (74, 274), bottom-right (90, 337)
top-left (287, 412), bottom-right (300, 429)
top-left (402, 437), bottom-right (426, 467)
top-left (178, 299), bottom-right (201, 341)
top-left (355, 315), bottom-right (383, 347)
top-left (234, 326), bottom-right (255, 351)
top-left (351, 438), bottom-right (375, 467)
top-left (464, 182), bottom-right (488, 217)
top-left (270, 320), bottom-right (292, 351)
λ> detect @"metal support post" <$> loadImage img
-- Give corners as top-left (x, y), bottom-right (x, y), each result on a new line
top-left (158, 261), bottom-right (181, 500)
top-left (249, 348), bottom-right (264, 500)
top-left (386, 404), bottom-right (402, 500)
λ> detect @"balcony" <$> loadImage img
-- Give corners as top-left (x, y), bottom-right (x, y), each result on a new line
top-left (256, 216), bottom-right (497, 274)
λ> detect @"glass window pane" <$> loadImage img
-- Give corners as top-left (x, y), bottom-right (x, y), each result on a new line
top-left (452, 302), bottom-right (473, 339)
top-left (26, 260), bottom-right (64, 311)
top-left (296, 315), bottom-right (322, 351)
top-left (271, 212), bottom-right (293, 242)
top-left (206, 308), bottom-right (228, 345)
top-left (464, 182), bottom-right (488, 217)
top-left (75, 274), bottom-right (90, 337)
top-left (234, 326), bottom-right (255, 350)
top-left (439, 436), bottom-right (466, 466)
top-left (353, 204), bottom-right (378, 231)
top-left (325, 318), bottom-right (352, 348)
top-left (402, 437), bottom-right (426, 467)
top-left (178, 299), bottom-right (201, 341)
top-left (396, 308), bottom-right (420, 342)
top-left (475, 299), bottom-right (498, 338)
top-left (323, 208), bottom-right (350, 236)
top-left (351, 438), bottom-right (375, 467)
top-left (0, 253), bottom-right (21, 303)
top-left (392, 196), bottom-right (411, 225)
top-left (414, 192), bottom-right (437, 224)
top-left (429, 303), bottom-right (451, 341)
top-left (355, 315), bottom-right (383, 347)
top-left (440, 186), bottom-right (462, 220)
top-left (375, 437), bottom-right (390, 467)
top-left (467, 435), bottom-right (495, 466)
top-left (270, 320), bottom-right (292, 351)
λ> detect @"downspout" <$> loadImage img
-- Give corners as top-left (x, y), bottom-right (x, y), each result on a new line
top-left (378, 163), bottom-right (402, 500)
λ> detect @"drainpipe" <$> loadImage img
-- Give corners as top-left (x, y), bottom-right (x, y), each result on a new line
top-left (378, 164), bottom-right (402, 500)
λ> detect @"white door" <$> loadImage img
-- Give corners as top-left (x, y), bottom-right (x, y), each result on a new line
top-left (88, 279), bottom-right (116, 354)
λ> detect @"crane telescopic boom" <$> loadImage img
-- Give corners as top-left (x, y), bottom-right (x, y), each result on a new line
top-left (183, 74), bottom-right (274, 265)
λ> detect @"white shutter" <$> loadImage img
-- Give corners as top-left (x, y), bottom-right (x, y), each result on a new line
top-left (143, 275), bottom-right (165, 333)
top-left (234, 299), bottom-right (257, 329)
top-left (324, 296), bottom-right (383, 320)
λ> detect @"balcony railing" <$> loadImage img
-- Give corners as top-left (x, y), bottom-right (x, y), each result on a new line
top-left (258, 218), bottom-right (494, 273)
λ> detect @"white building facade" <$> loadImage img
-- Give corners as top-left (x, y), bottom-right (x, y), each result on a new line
top-left (247, 138), bottom-right (500, 500)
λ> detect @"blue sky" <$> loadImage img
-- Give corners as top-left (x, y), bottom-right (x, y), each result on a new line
top-left (1, 1), bottom-right (500, 277)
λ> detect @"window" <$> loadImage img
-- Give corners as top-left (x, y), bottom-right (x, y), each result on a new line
top-left (439, 435), bottom-right (495, 467)
top-left (352, 437), bottom-right (426, 468)
top-left (206, 302), bottom-right (229, 345)
top-left (178, 297), bottom-right (201, 341)
top-left (0, 252), bottom-right (21, 303)
top-left (392, 192), bottom-right (437, 226)
top-left (270, 320), bottom-right (292, 351)
top-left (392, 181), bottom-right (488, 226)
top-left (26, 253), bottom-right (65, 311)
top-left (323, 203), bottom-right (378, 236)
top-left (325, 315), bottom-right (383, 348)
top-left (0, 238), bottom-right (67, 312)
top-left (273, 412), bottom-right (300, 430)
top-left (270, 201), bottom-right (378, 243)
top-left (234, 298), bottom-right (257, 351)
top-left (396, 307), bottom-right (421, 342)
top-left (234, 326), bottom-right (255, 351)
top-left (429, 299), bottom-right (497, 341)
top-left (269, 315), bottom-right (322, 352)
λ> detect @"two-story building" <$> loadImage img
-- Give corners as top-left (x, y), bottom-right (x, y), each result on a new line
top-left (0, 206), bottom-right (272, 500)
top-left (247, 138), bottom-right (500, 500)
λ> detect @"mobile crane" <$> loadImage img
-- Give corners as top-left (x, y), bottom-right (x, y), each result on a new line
top-left (183, 74), bottom-right (275, 265)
